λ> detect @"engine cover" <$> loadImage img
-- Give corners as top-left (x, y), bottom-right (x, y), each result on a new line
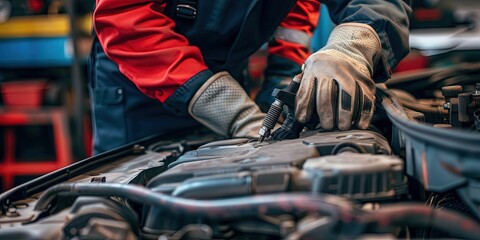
top-left (144, 130), bottom-right (405, 233)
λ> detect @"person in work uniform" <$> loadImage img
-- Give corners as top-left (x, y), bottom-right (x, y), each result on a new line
top-left (89, 0), bottom-right (411, 154)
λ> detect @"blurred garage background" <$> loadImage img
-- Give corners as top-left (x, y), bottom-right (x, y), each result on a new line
top-left (0, 0), bottom-right (479, 192)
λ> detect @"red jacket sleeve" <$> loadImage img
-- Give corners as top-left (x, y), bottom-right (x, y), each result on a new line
top-left (94, 0), bottom-right (208, 102)
top-left (268, 0), bottom-right (320, 65)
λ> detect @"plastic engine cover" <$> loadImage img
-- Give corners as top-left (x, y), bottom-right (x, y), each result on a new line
top-left (304, 153), bottom-right (407, 201)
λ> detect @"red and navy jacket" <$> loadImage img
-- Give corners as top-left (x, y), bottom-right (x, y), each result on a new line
top-left (92, 0), bottom-right (411, 116)
top-left (89, 0), bottom-right (411, 153)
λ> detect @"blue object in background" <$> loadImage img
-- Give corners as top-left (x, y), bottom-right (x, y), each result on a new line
top-left (311, 4), bottom-right (336, 52)
top-left (0, 37), bottom-right (72, 68)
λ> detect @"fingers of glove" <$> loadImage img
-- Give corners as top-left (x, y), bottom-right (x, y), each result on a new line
top-left (316, 78), bottom-right (337, 130)
top-left (336, 79), bottom-right (356, 130)
top-left (355, 81), bottom-right (376, 129)
top-left (295, 72), bottom-right (316, 124)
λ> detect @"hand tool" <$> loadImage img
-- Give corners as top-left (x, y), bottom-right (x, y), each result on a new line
top-left (258, 77), bottom-right (301, 142)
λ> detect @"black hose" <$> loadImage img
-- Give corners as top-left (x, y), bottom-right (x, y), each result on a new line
top-left (361, 204), bottom-right (480, 239)
top-left (34, 183), bottom-right (480, 239)
top-left (35, 183), bottom-right (351, 219)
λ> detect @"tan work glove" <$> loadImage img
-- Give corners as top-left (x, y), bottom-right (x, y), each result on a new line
top-left (188, 71), bottom-right (265, 138)
top-left (296, 23), bottom-right (382, 130)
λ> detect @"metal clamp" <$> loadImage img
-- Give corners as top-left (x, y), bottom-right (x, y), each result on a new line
top-left (176, 4), bottom-right (197, 20)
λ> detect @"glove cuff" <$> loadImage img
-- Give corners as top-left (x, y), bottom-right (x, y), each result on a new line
top-left (188, 71), bottom-right (265, 138)
top-left (322, 23), bottom-right (382, 78)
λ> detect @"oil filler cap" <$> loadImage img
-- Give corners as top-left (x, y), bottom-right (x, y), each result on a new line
top-left (303, 153), bottom-right (406, 201)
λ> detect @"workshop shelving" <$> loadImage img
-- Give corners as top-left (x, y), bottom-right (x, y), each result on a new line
top-left (0, 106), bottom-right (72, 191)
top-left (0, 11), bottom-right (91, 191)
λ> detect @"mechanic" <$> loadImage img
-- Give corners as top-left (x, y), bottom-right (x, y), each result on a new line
top-left (89, 0), bottom-right (411, 154)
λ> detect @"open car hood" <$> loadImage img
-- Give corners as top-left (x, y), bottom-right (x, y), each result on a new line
top-left (1, 65), bottom-right (480, 239)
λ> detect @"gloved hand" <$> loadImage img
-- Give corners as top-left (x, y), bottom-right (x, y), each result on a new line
top-left (295, 23), bottom-right (382, 130)
top-left (188, 71), bottom-right (265, 138)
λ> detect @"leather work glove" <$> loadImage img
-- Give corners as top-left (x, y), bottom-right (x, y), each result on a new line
top-left (295, 23), bottom-right (382, 130)
top-left (188, 71), bottom-right (266, 138)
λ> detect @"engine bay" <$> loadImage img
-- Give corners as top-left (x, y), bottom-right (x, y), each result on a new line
top-left (1, 64), bottom-right (480, 239)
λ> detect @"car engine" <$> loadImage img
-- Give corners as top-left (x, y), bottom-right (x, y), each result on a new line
top-left (1, 64), bottom-right (480, 239)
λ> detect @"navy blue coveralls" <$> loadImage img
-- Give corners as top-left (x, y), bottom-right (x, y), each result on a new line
top-left (89, 0), bottom-right (411, 154)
